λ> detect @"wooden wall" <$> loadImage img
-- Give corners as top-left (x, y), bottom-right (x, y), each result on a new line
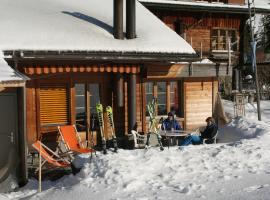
top-left (153, 11), bottom-right (243, 57)
top-left (185, 28), bottom-right (211, 55)
top-left (228, 0), bottom-right (245, 5)
top-left (184, 78), bottom-right (218, 130)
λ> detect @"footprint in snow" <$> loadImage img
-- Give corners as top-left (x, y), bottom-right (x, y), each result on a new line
top-left (244, 184), bottom-right (269, 192)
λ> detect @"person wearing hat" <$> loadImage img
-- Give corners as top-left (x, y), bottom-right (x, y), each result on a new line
top-left (162, 112), bottom-right (181, 131)
top-left (179, 117), bottom-right (217, 146)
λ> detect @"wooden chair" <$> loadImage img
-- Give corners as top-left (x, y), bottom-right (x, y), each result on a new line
top-left (58, 125), bottom-right (95, 154)
top-left (32, 141), bottom-right (71, 169)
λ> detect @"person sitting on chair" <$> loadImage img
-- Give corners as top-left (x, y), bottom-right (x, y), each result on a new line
top-left (162, 112), bottom-right (182, 131)
top-left (179, 117), bottom-right (217, 146)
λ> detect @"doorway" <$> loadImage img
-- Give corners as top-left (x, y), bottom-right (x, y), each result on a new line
top-left (75, 83), bottom-right (100, 145)
top-left (0, 93), bottom-right (18, 192)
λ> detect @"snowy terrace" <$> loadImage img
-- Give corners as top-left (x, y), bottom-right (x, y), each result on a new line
top-left (0, 0), bottom-right (195, 58)
top-left (1, 100), bottom-right (270, 200)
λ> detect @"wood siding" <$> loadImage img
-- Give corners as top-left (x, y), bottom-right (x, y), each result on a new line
top-left (228, 0), bottom-right (245, 5)
top-left (184, 80), bottom-right (213, 130)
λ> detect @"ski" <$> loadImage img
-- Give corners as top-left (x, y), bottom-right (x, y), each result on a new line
top-left (146, 98), bottom-right (164, 151)
top-left (96, 103), bottom-right (107, 154)
top-left (106, 106), bottom-right (118, 152)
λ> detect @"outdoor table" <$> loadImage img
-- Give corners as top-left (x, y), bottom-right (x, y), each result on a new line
top-left (159, 130), bottom-right (192, 148)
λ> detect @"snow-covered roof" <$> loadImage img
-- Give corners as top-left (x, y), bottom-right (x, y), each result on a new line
top-left (0, 0), bottom-right (195, 57)
top-left (0, 51), bottom-right (28, 87)
top-left (140, 0), bottom-right (270, 13)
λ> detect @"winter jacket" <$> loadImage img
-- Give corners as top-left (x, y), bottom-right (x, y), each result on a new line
top-left (200, 123), bottom-right (218, 139)
top-left (162, 118), bottom-right (181, 131)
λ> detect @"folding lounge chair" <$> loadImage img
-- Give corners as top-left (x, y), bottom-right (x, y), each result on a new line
top-left (32, 141), bottom-right (71, 169)
top-left (58, 125), bottom-right (95, 154)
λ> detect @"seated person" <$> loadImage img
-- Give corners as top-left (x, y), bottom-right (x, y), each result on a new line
top-left (179, 117), bottom-right (217, 146)
top-left (162, 112), bottom-right (182, 131)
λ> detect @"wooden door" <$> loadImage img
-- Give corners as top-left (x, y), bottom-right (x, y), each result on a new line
top-left (0, 94), bottom-right (18, 192)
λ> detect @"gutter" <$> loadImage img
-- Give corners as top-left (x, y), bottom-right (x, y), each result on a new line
top-left (4, 50), bottom-right (199, 63)
top-left (141, 2), bottom-right (270, 14)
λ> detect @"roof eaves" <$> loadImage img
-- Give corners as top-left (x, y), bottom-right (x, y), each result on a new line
top-left (141, 1), bottom-right (270, 14)
top-left (4, 50), bottom-right (199, 63)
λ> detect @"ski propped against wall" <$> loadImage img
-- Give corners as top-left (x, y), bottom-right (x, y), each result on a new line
top-left (106, 106), bottom-right (118, 152)
top-left (96, 103), bottom-right (107, 154)
top-left (146, 98), bottom-right (164, 151)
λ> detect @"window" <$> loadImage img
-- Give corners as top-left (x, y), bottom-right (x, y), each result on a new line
top-left (40, 85), bottom-right (69, 126)
top-left (75, 84), bottom-right (86, 132)
top-left (145, 81), bottom-right (179, 116)
top-left (211, 29), bottom-right (238, 51)
top-left (75, 83), bottom-right (100, 132)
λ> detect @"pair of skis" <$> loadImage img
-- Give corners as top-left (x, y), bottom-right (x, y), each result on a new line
top-left (145, 98), bottom-right (164, 151)
top-left (96, 103), bottom-right (118, 154)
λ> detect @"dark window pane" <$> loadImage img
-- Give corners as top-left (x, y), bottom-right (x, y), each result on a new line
top-left (75, 84), bottom-right (85, 95)
top-left (158, 105), bottom-right (166, 115)
top-left (146, 82), bottom-right (153, 93)
top-left (75, 84), bottom-right (86, 132)
top-left (89, 84), bottom-right (100, 114)
top-left (75, 96), bottom-right (85, 108)
top-left (157, 94), bottom-right (166, 104)
top-left (157, 82), bottom-right (166, 92)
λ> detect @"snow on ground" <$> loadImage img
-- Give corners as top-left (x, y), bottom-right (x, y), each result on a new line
top-left (1, 100), bottom-right (270, 200)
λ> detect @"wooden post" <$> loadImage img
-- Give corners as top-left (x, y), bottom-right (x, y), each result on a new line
top-left (227, 37), bottom-right (231, 69)
top-left (166, 82), bottom-right (170, 113)
top-left (200, 42), bottom-right (203, 59)
top-left (38, 142), bottom-right (42, 192)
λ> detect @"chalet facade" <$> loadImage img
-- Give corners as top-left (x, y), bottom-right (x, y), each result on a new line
top-left (4, 0), bottom-right (270, 189)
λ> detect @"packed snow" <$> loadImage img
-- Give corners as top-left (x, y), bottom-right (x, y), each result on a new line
top-left (1, 100), bottom-right (270, 200)
top-left (0, 51), bottom-right (28, 83)
top-left (0, 0), bottom-right (195, 55)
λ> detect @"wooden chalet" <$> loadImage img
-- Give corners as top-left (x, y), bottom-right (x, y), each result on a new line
top-left (3, 0), bottom-right (270, 189)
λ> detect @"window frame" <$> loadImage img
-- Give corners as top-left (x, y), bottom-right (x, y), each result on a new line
top-left (145, 81), bottom-right (179, 117)
top-left (211, 28), bottom-right (238, 52)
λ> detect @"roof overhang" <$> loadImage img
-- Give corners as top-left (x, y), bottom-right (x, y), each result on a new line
top-left (3, 50), bottom-right (199, 63)
top-left (140, 1), bottom-right (270, 15)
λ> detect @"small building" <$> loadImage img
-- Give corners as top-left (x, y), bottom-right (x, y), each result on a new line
top-left (0, 52), bottom-right (28, 191)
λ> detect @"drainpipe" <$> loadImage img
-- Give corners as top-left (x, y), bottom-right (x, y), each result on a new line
top-left (18, 85), bottom-right (28, 186)
top-left (128, 73), bottom-right (136, 132)
top-left (116, 74), bottom-right (124, 107)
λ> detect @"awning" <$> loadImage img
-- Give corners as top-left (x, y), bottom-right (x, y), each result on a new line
top-left (0, 51), bottom-right (29, 87)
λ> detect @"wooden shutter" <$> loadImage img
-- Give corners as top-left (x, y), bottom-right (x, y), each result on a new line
top-left (39, 85), bottom-right (69, 126)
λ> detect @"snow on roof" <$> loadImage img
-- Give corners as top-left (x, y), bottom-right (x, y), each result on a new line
top-left (0, 0), bottom-right (195, 56)
top-left (140, 0), bottom-right (270, 12)
top-left (0, 51), bottom-right (28, 85)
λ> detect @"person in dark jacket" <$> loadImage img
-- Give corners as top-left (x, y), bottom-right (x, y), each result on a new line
top-left (179, 117), bottom-right (217, 146)
top-left (162, 112), bottom-right (182, 131)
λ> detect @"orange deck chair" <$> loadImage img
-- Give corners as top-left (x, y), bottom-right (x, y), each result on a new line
top-left (58, 125), bottom-right (95, 154)
top-left (32, 141), bottom-right (70, 169)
